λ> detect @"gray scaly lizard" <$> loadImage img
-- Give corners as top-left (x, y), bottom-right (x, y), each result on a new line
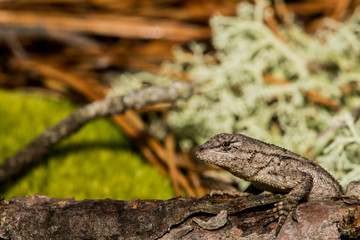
top-left (196, 133), bottom-right (347, 234)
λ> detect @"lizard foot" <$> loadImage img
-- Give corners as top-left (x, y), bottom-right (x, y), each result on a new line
top-left (262, 200), bottom-right (297, 234)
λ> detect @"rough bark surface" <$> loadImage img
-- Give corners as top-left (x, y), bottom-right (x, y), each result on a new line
top-left (0, 194), bottom-right (359, 240)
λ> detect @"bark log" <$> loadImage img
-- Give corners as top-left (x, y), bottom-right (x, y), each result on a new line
top-left (0, 194), bottom-right (359, 239)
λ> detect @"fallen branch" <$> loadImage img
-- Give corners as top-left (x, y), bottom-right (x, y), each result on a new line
top-left (0, 194), bottom-right (282, 239)
top-left (0, 194), bottom-right (359, 239)
top-left (0, 10), bottom-right (210, 41)
top-left (0, 82), bottom-right (195, 185)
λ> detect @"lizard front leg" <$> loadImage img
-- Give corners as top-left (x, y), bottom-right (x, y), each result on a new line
top-left (251, 170), bottom-right (313, 234)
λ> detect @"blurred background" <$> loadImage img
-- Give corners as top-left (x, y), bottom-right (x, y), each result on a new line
top-left (1, 0), bottom-right (360, 200)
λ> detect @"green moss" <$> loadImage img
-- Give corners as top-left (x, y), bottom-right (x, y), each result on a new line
top-left (0, 90), bottom-right (174, 200)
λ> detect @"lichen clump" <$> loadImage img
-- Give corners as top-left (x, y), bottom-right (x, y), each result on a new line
top-left (110, 3), bottom-right (360, 186)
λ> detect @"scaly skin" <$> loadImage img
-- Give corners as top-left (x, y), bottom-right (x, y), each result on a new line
top-left (196, 133), bottom-right (343, 234)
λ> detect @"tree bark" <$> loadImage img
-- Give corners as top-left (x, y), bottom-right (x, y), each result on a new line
top-left (0, 194), bottom-right (359, 240)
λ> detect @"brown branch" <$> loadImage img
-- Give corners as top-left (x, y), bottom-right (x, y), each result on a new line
top-left (0, 82), bottom-right (195, 186)
top-left (304, 90), bottom-right (340, 110)
top-left (166, 131), bottom-right (181, 196)
top-left (181, 151), bottom-right (209, 196)
top-left (263, 74), bottom-right (341, 110)
top-left (285, 1), bottom-right (338, 15)
top-left (330, 0), bottom-right (351, 21)
top-left (15, 60), bottom-right (105, 101)
top-left (1, 194), bottom-right (359, 239)
top-left (0, 10), bottom-right (210, 41)
top-left (0, 194), bottom-right (282, 239)
top-left (264, 6), bottom-right (288, 44)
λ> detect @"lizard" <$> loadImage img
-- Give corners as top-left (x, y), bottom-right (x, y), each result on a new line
top-left (196, 133), bottom-right (345, 235)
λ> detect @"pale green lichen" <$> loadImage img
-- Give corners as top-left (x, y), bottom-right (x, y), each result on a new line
top-left (318, 112), bottom-right (360, 186)
top-left (109, 2), bottom-right (360, 186)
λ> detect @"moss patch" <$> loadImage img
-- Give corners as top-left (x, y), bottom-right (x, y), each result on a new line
top-left (0, 90), bottom-right (174, 200)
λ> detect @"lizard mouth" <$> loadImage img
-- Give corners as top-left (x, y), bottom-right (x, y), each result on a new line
top-left (198, 145), bottom-right (205, 152)
top-left (195, 148), bottom-right (211, 164)
top-left (195, 149), bottom-right (205, 160)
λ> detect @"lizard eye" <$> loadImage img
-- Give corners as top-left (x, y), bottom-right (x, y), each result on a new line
top-left (222, 141), bottom-right (231, 148)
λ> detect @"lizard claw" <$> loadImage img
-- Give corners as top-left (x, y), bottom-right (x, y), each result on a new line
top-left (291, 208), bottom-right (298, 222)
top-left (262, 200), bottom-right (297, 234)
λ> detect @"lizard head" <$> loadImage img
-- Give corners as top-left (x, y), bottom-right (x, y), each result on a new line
top-left (196, 133), bottom-right (249, 171)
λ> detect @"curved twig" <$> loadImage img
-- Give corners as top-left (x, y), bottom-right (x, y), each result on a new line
top-left (0, 82), bottom-right (195, 185)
